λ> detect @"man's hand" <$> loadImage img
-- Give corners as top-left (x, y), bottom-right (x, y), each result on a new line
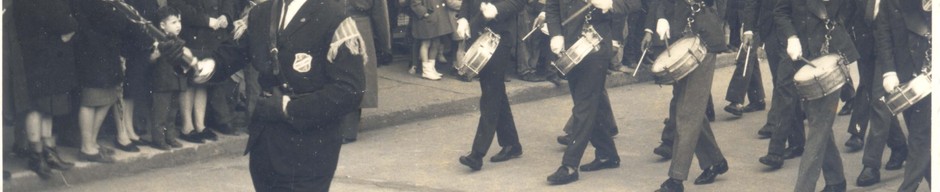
top-left (786, 36), bottom-right (802, 61)
top-left (742, 31), bottom-right (754, 47)
top-left (282, 95), bottom-right (291, 116)
top-left (481, 2), bottom-right (498, 20)
top-left (537, 12), bottom-right (546, 21)
top-left (550, 36), bottom-right (564, 55)
top-left (233, 19), bottom-right (248, 40)
top-left (218, 15), bottom-right (229, 29)
top-left (456, 18), bottom-right (470, 39)
top-left (883, 72), bottom-right (900, 92)
top-left (655, 19), bottom-right (670, 40)
top-left (61, 32), bottom-right (75, 43)
top-left (209, 17), bottom-right (221, 30)
top-left (641, 31), bottom-right (652, 50)
top-left (590, 0), bottom-right (612, 13)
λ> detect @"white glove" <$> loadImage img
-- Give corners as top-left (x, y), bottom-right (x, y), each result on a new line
top-left (786, 36), bottom-right (802, 61)
top-left (655, 19), bottom-right (670, 40)
top-left (218, 15), bottom-right (229, 29)
top-left (233, 19), bottom-right (248, 40)
top-left (209, 17), bottom-right (221, 30)
top-left (456, 18), bottom-right (470, 39)
top-left (61, 32), bottom-right (75, 43)
top-left (612, 40), bottom-right (622, 48)
top-left (481, 3), bottom-right (498, 20)
top-left (540, 23), bottom-right (549, 35)
top-left (537, 12), bottom-right (546, 21)
top-left (742, 31), bottom-right (754, 46)
top-left (282, 95), bottom-right (291, 116)
top-left (590, 0), bottom-right (612, 13)
top-left (883, 72), bottom-right (900, 92)
top-left (550, 36), bottom-right (564, 54)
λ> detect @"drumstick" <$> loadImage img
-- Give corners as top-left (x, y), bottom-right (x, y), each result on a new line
top-left (798, 56), bottom-right (816, 68)
top-left (522, 23), bottom-right (542, 41)
top-left (562, 4), bottom-right (592, 26)
top-left (742, 44), bottom-right (751, 77)
top-left (632, 47), bottom-right (649, 77)
top-left (664, 38), bottom-right (671, 57)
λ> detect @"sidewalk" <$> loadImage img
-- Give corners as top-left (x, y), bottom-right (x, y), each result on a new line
top-left (3, 53), bottom-right (737, 191)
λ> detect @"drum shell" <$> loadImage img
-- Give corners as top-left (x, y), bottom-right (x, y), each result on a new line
top-left (651, 37), bottom-right (706, 85)
top-left (793, 55), bottom-right (847, 100)
top-left (884, 73), bottom-right (932, 115)
top-left (552, 25), bottom-right (602, 76)
top-left (458, 30), bottom-right (500, 78)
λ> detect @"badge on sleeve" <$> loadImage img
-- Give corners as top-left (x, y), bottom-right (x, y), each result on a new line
top-left (293, 53), bottom-right (313, 73)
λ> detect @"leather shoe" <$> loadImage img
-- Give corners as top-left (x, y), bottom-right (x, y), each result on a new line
top-left (556, 135), bottom-right (573, 146)
top-left (757, 129), bottom-right (772, 139)
top-left (759, 154), bottom-right (784, 169)
top-left (844, 134), bottom-right (864, 152)
top-left (547, 166), bottom-right (579, 185)
top-left (742, 101), bottom-right (766, 112)
top-left (29, 152), bottom-right (53, 180)
top-left (885, 146), bottom-right (907, 170)
top-left (179, 131), bottom-right (205, 144)
top-left (821, 181), bottom-right (846, 192)
top-left (43, 147), bottom-right (74, 170)
top-left (856, 166), bottom-right (880, 186)
top-left (655, 178), bottom-right (684, 192)
top-left (654, 143), bottom-right (672, 159)
top-left (114, 140), bottom-right (140, 153)
top-left (838, 102), bottom-right (853, 116)
top-left (694, 160), bottom-right (728, 185)
top-left (782, 146), bottom-right (804, 159)
top-left (579, 158), bottom-right (620, 172)
top-left (199, 129), bottom-right (218, 141)
top-left (490, 145), bottom-right (522, 162)
top-left (213, 124), bottom-right (240, 136)
top-left (166, 138), bottom-right (183, 148)
top-left (150, 141), bottom-right (171, 151)
top-left (723, 103), bottom-right (744, 116)
top-left (459, 153), bottom-right (483, 170)
top-left (78, 151), bottom-right (116, 164)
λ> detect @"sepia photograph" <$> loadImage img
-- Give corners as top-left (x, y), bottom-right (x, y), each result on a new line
top-left (0, 0), bottom-right (935, 191)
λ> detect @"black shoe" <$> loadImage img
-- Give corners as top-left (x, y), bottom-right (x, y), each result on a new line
top-left (743, 101), bottom-right (766, 112)
top-left (856, 166), bottom-right (881, 186)
top-left (458, 75), bottom-right (474, 82)
top-left (821, 181), bottom-right (846, 192)
top-left (166, 138), bottom-right (183, 148)
top-left (694, 160), bottom-right (728, 185)
top-left (78, 151), bottom-right (116, 164)
top-left (654, 143), bottom-right (673, 159)
top-left (342, 137), bottom-right (357, 144)
top-left (29, 152), bottom-right (53, 180)
top-left (131, 139), bottom-right (148, 146)
top-left (547, 166), bottom-right (579, 185)
top-left (885, 147), bottom-right (907, 170)
top-left (838, 102), bottom-right (853, 116)
top-left (579, 158), bottom-right (620, 172)
top-left (519, 73), bottom-right (547, 82)
top-left (199, 130), bottom-right (218, 141)
top-left (179, 131), bottom-right (205, 144)
top-left (151, 141), bottom-right (171, 151)
top-left (546, 74), bottom-right (563, 87)
top-left (656, 178), bottom-right (684, 192)
top-left (43, 147), bottom-right (74, 170)
top-left (213, 124), bottom-right (240, 136)
top-left (490, 145), bottom-right (522, 162)
top-left (99, 146), bottom-right (116, 155)
top-left (113, 140), bottom-right (140, 153)
top-left (759, 154), bottom-right (784, 169)
top-left (757, 129), bottom-right (772, 139)
top-left (723, 103), bottom-right (744, 116)
top-left (459, 153), bottom-right (483, 170)
top-left (782, 146), bottom-right (804, 159)
top-left (844, 134), bottom-right (864, 152)
top-left (556, 135), bottom-right (573, 146)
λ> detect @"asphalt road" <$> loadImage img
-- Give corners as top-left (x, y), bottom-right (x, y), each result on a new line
top-left (50, 61), bottom-right (929, 192)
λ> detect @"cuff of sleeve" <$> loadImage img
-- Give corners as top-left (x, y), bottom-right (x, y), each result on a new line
top-left (883, 72), bottom-right (897, 78)
top-left (744, 31), bottom-right (753, 35)
top-left (644, 29), bottom-right (653, 33)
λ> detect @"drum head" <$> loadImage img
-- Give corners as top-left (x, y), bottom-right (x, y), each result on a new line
top-left (193, 60), bottom-right (216, 84)
top-left (652, 37), bottom-right (700, 73)
top-left (794, 54), bottom-right (842, 82)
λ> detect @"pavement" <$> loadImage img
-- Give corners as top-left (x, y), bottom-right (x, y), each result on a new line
top-left (5, 52), bottom-right (927, 192)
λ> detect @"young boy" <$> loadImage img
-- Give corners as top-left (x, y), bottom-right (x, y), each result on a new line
top-left (150, 7), bottom-right (197, 150)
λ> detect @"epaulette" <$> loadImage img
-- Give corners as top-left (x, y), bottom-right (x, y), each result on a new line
top-left (327, 17), bottom-right (368, 64)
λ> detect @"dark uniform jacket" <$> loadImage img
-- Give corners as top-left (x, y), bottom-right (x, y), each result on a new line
top-left (774, 0), bottom-right (860, 63)
top-left (741, 0), bottom-right (782, 48)
top-left (169, 0), bottom-right (236, 58)
top-left (215, 0), bottom-right (365, 176)
top-left (645, 0), bottom-right (727, 52)
top-left (74, 0), bottom-right (149, 89)
top-left (459, 0), bottom-right (526, 42)
top-left (545, 0), bottom-right (638, 49)
top-left (13, 0), bottom-right (78, 97)
top-left (874, 0), bottom-right (930, 83)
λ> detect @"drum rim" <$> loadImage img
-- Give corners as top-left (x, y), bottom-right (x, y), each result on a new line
top-left (651, 37), bottom-right (704, 73)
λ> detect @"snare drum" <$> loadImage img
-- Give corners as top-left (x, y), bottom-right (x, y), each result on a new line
top-left (793, 54), bottom-right (849, 100)
top-left (651, 37), bottom-right (707, 84)
top-left (883, 72), bottom-right (932, 115)
top-left (457, 28), bottom-right (500, 78)
top-left (192, 59), bottom-right (217, 84)
top-left (552, 25), bottom-right (603, 76)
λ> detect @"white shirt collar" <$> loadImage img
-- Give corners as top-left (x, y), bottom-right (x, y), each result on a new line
top-left (280, 0), bottom-right (308, 30)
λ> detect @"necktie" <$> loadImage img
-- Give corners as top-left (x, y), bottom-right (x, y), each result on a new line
top-left (924, 0), bottom-right (931, 11)
top-left (865, 0), bottom-right (878, 22)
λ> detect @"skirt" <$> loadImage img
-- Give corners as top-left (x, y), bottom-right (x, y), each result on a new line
top-left (32, 93), bottom-right (72, 116)
top-left (81, 86), bottom-right (121, 107)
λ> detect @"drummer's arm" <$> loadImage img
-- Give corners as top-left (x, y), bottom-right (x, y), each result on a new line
top-left (492, 0), bottom-right (526, 21)
top-left (643, 0), bottom-right (662, 34)
top-left (772, 0), bottom-right (796, 41)
top-left (872, 2), bottom-right (896, 76)
top-left (740, 0), bottom-right (757, 33)
top-left (544, 0), bottom-right (562, 37)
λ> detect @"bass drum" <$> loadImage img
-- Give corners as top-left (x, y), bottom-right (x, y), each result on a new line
top-left (651, 37), bottom-right (706, 85)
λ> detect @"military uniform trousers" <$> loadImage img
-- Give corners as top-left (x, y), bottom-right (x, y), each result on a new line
top-left (724, 43), bottom-right (765, 105)
top-left (667, 53), bottom-right (725, 181)
top-left (897, 96), bottom-right (930, 192)
top-left (561, 45), bottom-right (620, 167)
top-left (794, 80), bottom-right (845, 192)
top-left (470, 35), bottom-right (521, 156)
top-left (846, 53), bottom-right (875, 137)
top-left (860, 56), bottom-right (908, 170)
top-left (763, 44), bottom-right (805, 156)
